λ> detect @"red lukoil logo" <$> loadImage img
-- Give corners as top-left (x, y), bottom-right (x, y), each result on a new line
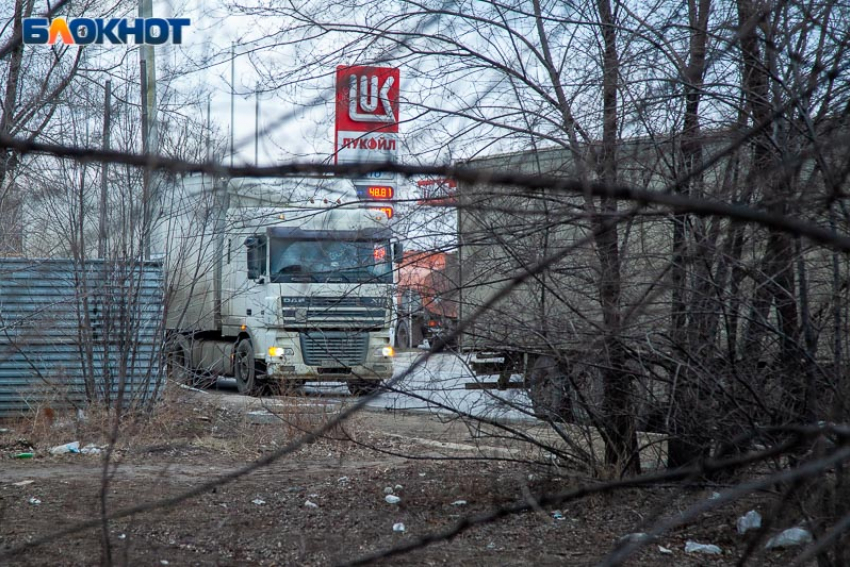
top-left (335, 66), bottom-right (399, 133)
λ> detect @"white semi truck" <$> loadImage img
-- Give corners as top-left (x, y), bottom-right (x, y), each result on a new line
top-left (155, 175), bottom-right (399, 395)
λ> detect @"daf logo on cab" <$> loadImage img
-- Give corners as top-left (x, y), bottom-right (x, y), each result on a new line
top-left (23, 17), bottom-right (190, 45)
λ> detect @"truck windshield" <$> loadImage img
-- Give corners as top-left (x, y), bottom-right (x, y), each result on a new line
top-left (269, 238), bottom-right (392, 284)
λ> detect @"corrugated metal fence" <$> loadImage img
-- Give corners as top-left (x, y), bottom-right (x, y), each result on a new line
top-left (0, 258), bottom-right (164, 417)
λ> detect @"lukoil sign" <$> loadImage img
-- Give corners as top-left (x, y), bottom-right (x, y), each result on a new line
top-left (347, 74), bottom-right (396, 123)
top-left (23, 17), bottom-right (191, 45)
top-left (335, 65), bottom-right (400, 165)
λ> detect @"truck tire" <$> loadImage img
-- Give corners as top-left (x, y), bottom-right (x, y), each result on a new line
top-left (396, 319), bottom-right (425, 349)
top-left (395, 320), bottom-right (411, 350)
top-left (234, 339), bottom-right (261, 396)
top-left (411, 320), bottom-right (424, 348)
top-left (165, 335), bottom-right (195, 386)
top-left (527, 355), bottom-right (573, 421)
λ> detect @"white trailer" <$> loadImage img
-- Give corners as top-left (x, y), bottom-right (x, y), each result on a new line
top-left (154, 175), bottom-right (399, 395)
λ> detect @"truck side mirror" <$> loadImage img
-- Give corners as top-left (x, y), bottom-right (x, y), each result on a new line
top-left (393, 241), bottom-right (404, 264)
top-left (245, 235), bottom-right (267, 281)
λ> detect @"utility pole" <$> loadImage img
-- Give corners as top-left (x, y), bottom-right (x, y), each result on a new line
top-left (98, 80), bottom-right (111, 259)
top-left (140, 59), bottom-right (150, 258)
top-left (206, 95), bottom-right (211, 162)
top-left (139, 0), bottom-right (158, 259)
top-left (254, 88), bottom-right (259, 166)
top-left (230, 42), bottom-right (235, 168)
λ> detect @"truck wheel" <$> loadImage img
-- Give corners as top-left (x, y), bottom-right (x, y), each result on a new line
top-left (527, 355), bottom-right (573, 421)
top-left (165, 335), bottom-right (195, 386)
top-left (348, 380), bottom-right (382, 396)
top-left (395, 321), bottom-right (410, 349)
top-left (412, 322), bottom-right (424, 349)
top-left (234, 339), bottom-right (261, 396)
top-left (396, 319), bottom-right (425, 349)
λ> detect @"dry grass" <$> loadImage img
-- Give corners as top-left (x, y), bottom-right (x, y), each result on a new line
top-left (0, 383), bottom-right (329, 456)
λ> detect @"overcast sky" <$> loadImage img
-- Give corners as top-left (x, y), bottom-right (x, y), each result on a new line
top-left (149, 0), bottom-right (453, 248)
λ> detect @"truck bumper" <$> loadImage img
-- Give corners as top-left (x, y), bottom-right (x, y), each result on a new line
top-left (262, 329), bottom-right (394, 382)
top-left (264, 362), bottom-right (393, 382)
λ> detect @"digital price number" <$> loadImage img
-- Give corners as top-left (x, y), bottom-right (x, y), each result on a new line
top-left (366, 186), bottom-right (394, 200)
top-left (369, 206), bottom-right (394, 219)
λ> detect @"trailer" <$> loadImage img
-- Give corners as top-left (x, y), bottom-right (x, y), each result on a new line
top-left (455, 150), bottom-right (671, 425)
top-left (154, 175), bottom-right (400, 395)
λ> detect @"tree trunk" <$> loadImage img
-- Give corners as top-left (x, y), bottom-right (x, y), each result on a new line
top-left (0, 0), bottom-right (32, 255)
top-left (667, 0), bottom-right (712, 469)
top-left (736, 0), bottom-right (803, 424)
top-left (594, 0), bottom-right (638, 475)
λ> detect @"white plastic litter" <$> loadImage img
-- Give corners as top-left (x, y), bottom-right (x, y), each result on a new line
top-left (551, 511), bottom-right (565, 521)
top-left (12, 480), bottom-right (34, 487)
top-left (304, 500), bottom-right (319, 509)
top-left (394, 484), bottom-right (403, 491)
top-left (28, 497), bottom-right (41, 505)
top-left (737, 510), bottom-right (762, 535)
top-left (393, 522), bottom-right (406, 533)
top-left (49, 441), bottom-right (80, 455)
top-left (384, 486), bottom-right (394, 495)
top-left (251, 498), bottom-right (266, 506)
top-left (385, 495), bottom-right (401, 504)
top-left (658, 546), bottom-right (673, 555)
top-left (337, 476), bottom-right (349, 484)
top-left (620, 533), bottom-right (653, 544)
top-left (685, 540), bottom-right (722, 555)
top-left (451, 500), bottom-right (468, 507)
top-left (766, 527), bottom-right (813, 549)
top-left (81, 444), bottom-right (102, 455)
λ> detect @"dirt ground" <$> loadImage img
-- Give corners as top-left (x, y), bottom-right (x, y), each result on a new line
top-left (0, 386), bottom-right (814, 566)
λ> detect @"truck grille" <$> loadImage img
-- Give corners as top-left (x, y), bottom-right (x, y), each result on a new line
top-left (299, 332), bottom-right (368, 367)
top-left (305, 297), bottom-right (372, 308)
top-left (281, 296), bottom-right (388, 328)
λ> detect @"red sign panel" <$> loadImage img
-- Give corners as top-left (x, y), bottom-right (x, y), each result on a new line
top-left (335, 66), bottom-right (400, 165)
top-left (417, 178), bottom-right (458, 206)
top-left (335, 66), bottom-right (400, 133)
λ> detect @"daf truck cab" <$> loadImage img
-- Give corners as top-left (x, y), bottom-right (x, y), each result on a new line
top-left (158, 175), bottom-right (399, 395)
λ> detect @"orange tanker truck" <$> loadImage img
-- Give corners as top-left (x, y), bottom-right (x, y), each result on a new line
top-left (395, 250), bottom-right (459, 349)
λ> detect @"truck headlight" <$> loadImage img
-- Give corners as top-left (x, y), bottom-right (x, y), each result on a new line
top-left (268, 347), bottom-right (295, 358)
top-left (381, 346), bottom-right (394, 358)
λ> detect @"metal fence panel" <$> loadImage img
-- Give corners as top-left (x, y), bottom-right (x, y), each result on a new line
top-left (0, 258), bottom-right (164, 417)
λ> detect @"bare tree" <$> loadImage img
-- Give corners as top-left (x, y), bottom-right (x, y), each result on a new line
top-left (3, 0), bottom-right (850, 564)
